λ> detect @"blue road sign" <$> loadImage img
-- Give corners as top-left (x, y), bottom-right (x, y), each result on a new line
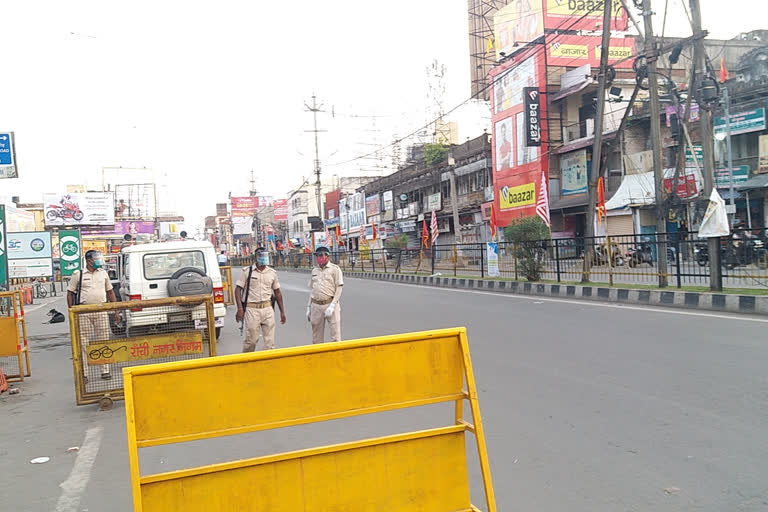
top-left (0, 133), bottom-right (13, 166)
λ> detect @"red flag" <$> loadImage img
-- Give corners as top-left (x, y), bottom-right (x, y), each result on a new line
top-left (597, 176), bottom-right (606, 225)
top-left (422, 220), bottom-right (429, 248)
top-left (536, 170), bottom-right (551, 228)
top-left (720, 57), bottom-right (728, 83)
top-left (372, 222), bottom-right (377, 242)
top-left (490, 204), bottom-right (498, 240)
top-left (288, 238), bottom-right (295, 249)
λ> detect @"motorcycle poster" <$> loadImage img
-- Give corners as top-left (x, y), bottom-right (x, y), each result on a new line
top-left (43, 192), bottom-right (115, 226)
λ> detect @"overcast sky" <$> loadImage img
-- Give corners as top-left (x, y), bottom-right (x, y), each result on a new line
top-left (1, 0), bottom-right (759, 234)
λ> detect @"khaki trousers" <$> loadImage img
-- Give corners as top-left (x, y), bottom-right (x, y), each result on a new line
top-left (310, 302), bottom-right (341, 344)
top-left (243, 307), bottom-right (276, 352)
top-left (79, 312), bottom-right (110, 377)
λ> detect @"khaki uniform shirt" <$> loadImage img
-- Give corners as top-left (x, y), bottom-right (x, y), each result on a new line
top-left (309, 262), bottom-right (344, 301)
top-left (236, 266), bottom-right (279, 303)
top-left (68, 268), bottom-right (113, 305)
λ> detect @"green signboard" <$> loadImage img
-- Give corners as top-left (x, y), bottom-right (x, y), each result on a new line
top-left (0, 206), bottom-right (7, 290)
top-left (59, 229), bottom-right (82, 277)
top-left (685, 145), bottom-right (703, 166)
top-left (714, 107), bottom-right (767, 136)
top-left (715, 166), bottom-right (750, 188)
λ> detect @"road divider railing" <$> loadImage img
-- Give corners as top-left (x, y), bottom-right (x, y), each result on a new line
top-left (220, 266), bottom-right (235, 306)
top-left (68, 295), bottom-right (217, 407)
top-left (123, 327), bottom-right (497, 512)
top-left (0, 290), bottom-right (30, 382)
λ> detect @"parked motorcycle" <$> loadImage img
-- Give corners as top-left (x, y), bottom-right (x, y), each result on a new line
top-left (47, 203), bottom-right (84, 222)
top-left (695, 232), bottom-right (768, 269)
top-left (627, 241), bottom-right (653, 267)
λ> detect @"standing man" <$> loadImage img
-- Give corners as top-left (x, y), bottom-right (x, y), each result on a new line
top-left (307, 246), bottom-right (343, 343)
top-left (235, 247), bottom-right (286, 352)
top-left (67, 250), bottom-right (120, 380)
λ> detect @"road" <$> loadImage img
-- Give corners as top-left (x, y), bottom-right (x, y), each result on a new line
top-left (2, 270), bottom-right (768, 511)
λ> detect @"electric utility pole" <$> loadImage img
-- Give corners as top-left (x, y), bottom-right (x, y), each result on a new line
top-left (583, 0), bottom-right (614, 282)
top-left (689, 0), bottom-right (722, 290)
top-left (304, 95), bottom-right (326, 221)
top-left (641, 0), bottom-right (669, 287)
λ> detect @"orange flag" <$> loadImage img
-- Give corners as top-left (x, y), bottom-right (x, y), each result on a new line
top-left (720, 57), bottom-right (728, 83)
top-left (597, 177), bottom-right (606, 225)
top-left (372, 222), bottom-right (377, 242)
top-left (335, 224), bottom-right (341, 245)
top-left (421, 220), bottom-right (429, 248)
top-left (490, 204), bottom-right (498, 240)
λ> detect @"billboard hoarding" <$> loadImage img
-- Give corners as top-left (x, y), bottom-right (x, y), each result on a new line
top-left (273, 199), bottom-right (289, 221)
top-left (546, 35), bottom-right (635, 69)
top-left (232, 217), bottom-right (253, 236)
top-left (59, 229), bottom-right (82, 277)
top-left (427, 193), bottom-right (442, 211)
top-left (493, 54), bottom-right (537, 115)
top-left (231, 197), bottom-right (258, 216)
top-left (82, 221), bottom-right (155, 237)
top-left (114, 184), bottom-right (156, 219)
top-left (7, 232), bottom-right (53, 259)
top-left (560, 150), bottom-right (588, 196)
top-left (44, 193), bottom-right (115, 226)
top-left (494, 1), bottom-right (544, 60)
top-left (544, 0), bottom-right (628, 32)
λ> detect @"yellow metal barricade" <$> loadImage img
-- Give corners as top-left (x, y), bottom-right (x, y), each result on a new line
top-left (0, 290), bottom-right (31, 381)
top-left (220, 266), bottom-right (235, 306)
top-left (123, 327), bottom-right (496, 512)
top-left (69, 295), bottom-right (217, 407)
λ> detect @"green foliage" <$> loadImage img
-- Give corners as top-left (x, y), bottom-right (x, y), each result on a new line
top-left (424, 143), bottom-right (448, 166)
top-left (503, 216), bottom-right (551, 281)
top-left (385, 234), bottom-right (409, 249)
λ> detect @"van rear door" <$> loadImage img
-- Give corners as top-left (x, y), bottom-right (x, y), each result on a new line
top-left (141, 249), bottom-right (208, 300)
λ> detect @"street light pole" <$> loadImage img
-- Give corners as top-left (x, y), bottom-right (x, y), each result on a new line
top-left (723, 85), bottom-right (736, 227)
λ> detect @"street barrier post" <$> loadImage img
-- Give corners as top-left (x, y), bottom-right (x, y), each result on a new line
top-left (124, 327), bottom-right (496, 512)
top-left (0, 290), bottom-right (30, 381)
top-left (68, 295), bottom-right (217, 407)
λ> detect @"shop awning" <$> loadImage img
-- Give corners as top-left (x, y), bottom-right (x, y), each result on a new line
top-left (550, 195), bottom-right (589, 210)
top-left (738, 173), bottom-right (768, 191)
top-left (554, 130), bottom-right (618, 154)
top-left (604, 172), bottom-right (656, 210)
top-left (719, 189), bottom-right (742, 201)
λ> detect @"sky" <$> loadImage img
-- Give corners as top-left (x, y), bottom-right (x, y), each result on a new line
top-left (1, 0), bottom-right (760, 235)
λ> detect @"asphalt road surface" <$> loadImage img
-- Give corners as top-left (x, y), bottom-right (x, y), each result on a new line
top-left (2, 270), bottom-right (767, 511)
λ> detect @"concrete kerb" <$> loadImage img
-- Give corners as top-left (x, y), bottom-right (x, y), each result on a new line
top-left (277, 268), bottom-right (768, 316)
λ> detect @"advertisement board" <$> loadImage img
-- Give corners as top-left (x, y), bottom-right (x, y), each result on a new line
top-left (662, 167), bottom-right (702, 199)
top-left (427, 193), bottom-right (442, 212)
top-left (9, 259), bottom-right (53, 278)
top-left (543, 0), bottom-right (628, 32)
top-left (545, 35), bottom-right (635, 69)
top-left (494, 1), bottom-right (544, 60)
top-left (7, 232), bottom-right (52, 259)
top-left (382, 191), bottom-right (394, 211)
top-left (231, 196), bottom-right (258, 216)
top-left (523, 87), bottom-right (542, 147)
top-left (560, 150), bottom-right (588, 196)
top-left (760, 135), bottom-right (768, 173)
top-left (273, 199), bottom-right (289, 221)
top-left (365, 194), bottom-right (380, 216)
top-left (44, 193), bottom-right (115, 226)
top-left (486, 243), bottom-right (500, 277)
top-left (493, 54), bottom-right (536, 115)
top-left (114, 184), bottom-right (156, 219)
top-left (232, 217), bottom-right (252, 236)
top-left (82, 221), bottom-right (155, 236)
top-left (714, 166), bottom-right (750, 188)
top-left (490, 46), bottom-right (548, 226)
top-left (714, 108), bottom-right (767, 136)
top-left (59, 229), bottom-right (82, 277)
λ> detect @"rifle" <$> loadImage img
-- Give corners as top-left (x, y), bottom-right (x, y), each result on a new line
top-left (240, 265), bottom-right (253, 336)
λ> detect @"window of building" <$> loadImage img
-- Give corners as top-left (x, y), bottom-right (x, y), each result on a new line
top-left (441, 180), bottom-right (451, 199)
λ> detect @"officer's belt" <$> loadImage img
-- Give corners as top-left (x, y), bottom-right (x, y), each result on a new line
top-left (247, 301), bottom-right (271, 309)
top-left (311, 297), bottom-right (333, 305)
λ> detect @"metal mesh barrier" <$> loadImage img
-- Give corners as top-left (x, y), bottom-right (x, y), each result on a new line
top-left (68, 295), bottom-right (217, 406)
top-left (0, 291), bottom-right (30, 381)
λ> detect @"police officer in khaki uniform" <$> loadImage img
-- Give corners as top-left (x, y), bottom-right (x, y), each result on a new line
top-left (307, 246), bottom-right (343, 343)
top-left (235, 247), bottom-right (286, 351)
top-left (67, 250), bottom-right (120, 380)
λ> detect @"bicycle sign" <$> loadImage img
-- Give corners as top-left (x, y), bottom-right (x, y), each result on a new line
top-left (59, 229), bottom-right (82, 277)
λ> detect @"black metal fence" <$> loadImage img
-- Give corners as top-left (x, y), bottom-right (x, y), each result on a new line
top-left (230, 230), bottom-right (768, 289)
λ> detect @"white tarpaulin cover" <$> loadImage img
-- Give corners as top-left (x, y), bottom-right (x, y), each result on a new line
top-left (698, 189), bottom-right (731, 238)
top-left (604, 172), bottom-right (656, 210)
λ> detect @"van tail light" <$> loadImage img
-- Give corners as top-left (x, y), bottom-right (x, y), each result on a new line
top-left (213, 287), bottom-right (224, 304)
top-left (129, 294), bottom-right (143, 312)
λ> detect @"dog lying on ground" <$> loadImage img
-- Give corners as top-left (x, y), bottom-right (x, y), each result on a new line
top-left (46, 308), bottom-right (65, 324)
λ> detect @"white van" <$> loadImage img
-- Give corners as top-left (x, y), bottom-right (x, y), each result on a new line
top-left (119, 240), bottom-right (226, 339)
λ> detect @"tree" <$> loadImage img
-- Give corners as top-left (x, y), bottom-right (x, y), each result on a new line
top-left (385, 234), bottom-right (409, 249)
top-left (424, 143), bottom-right (448, 166)
top-left (503, 216), bottom-right (551, 281)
